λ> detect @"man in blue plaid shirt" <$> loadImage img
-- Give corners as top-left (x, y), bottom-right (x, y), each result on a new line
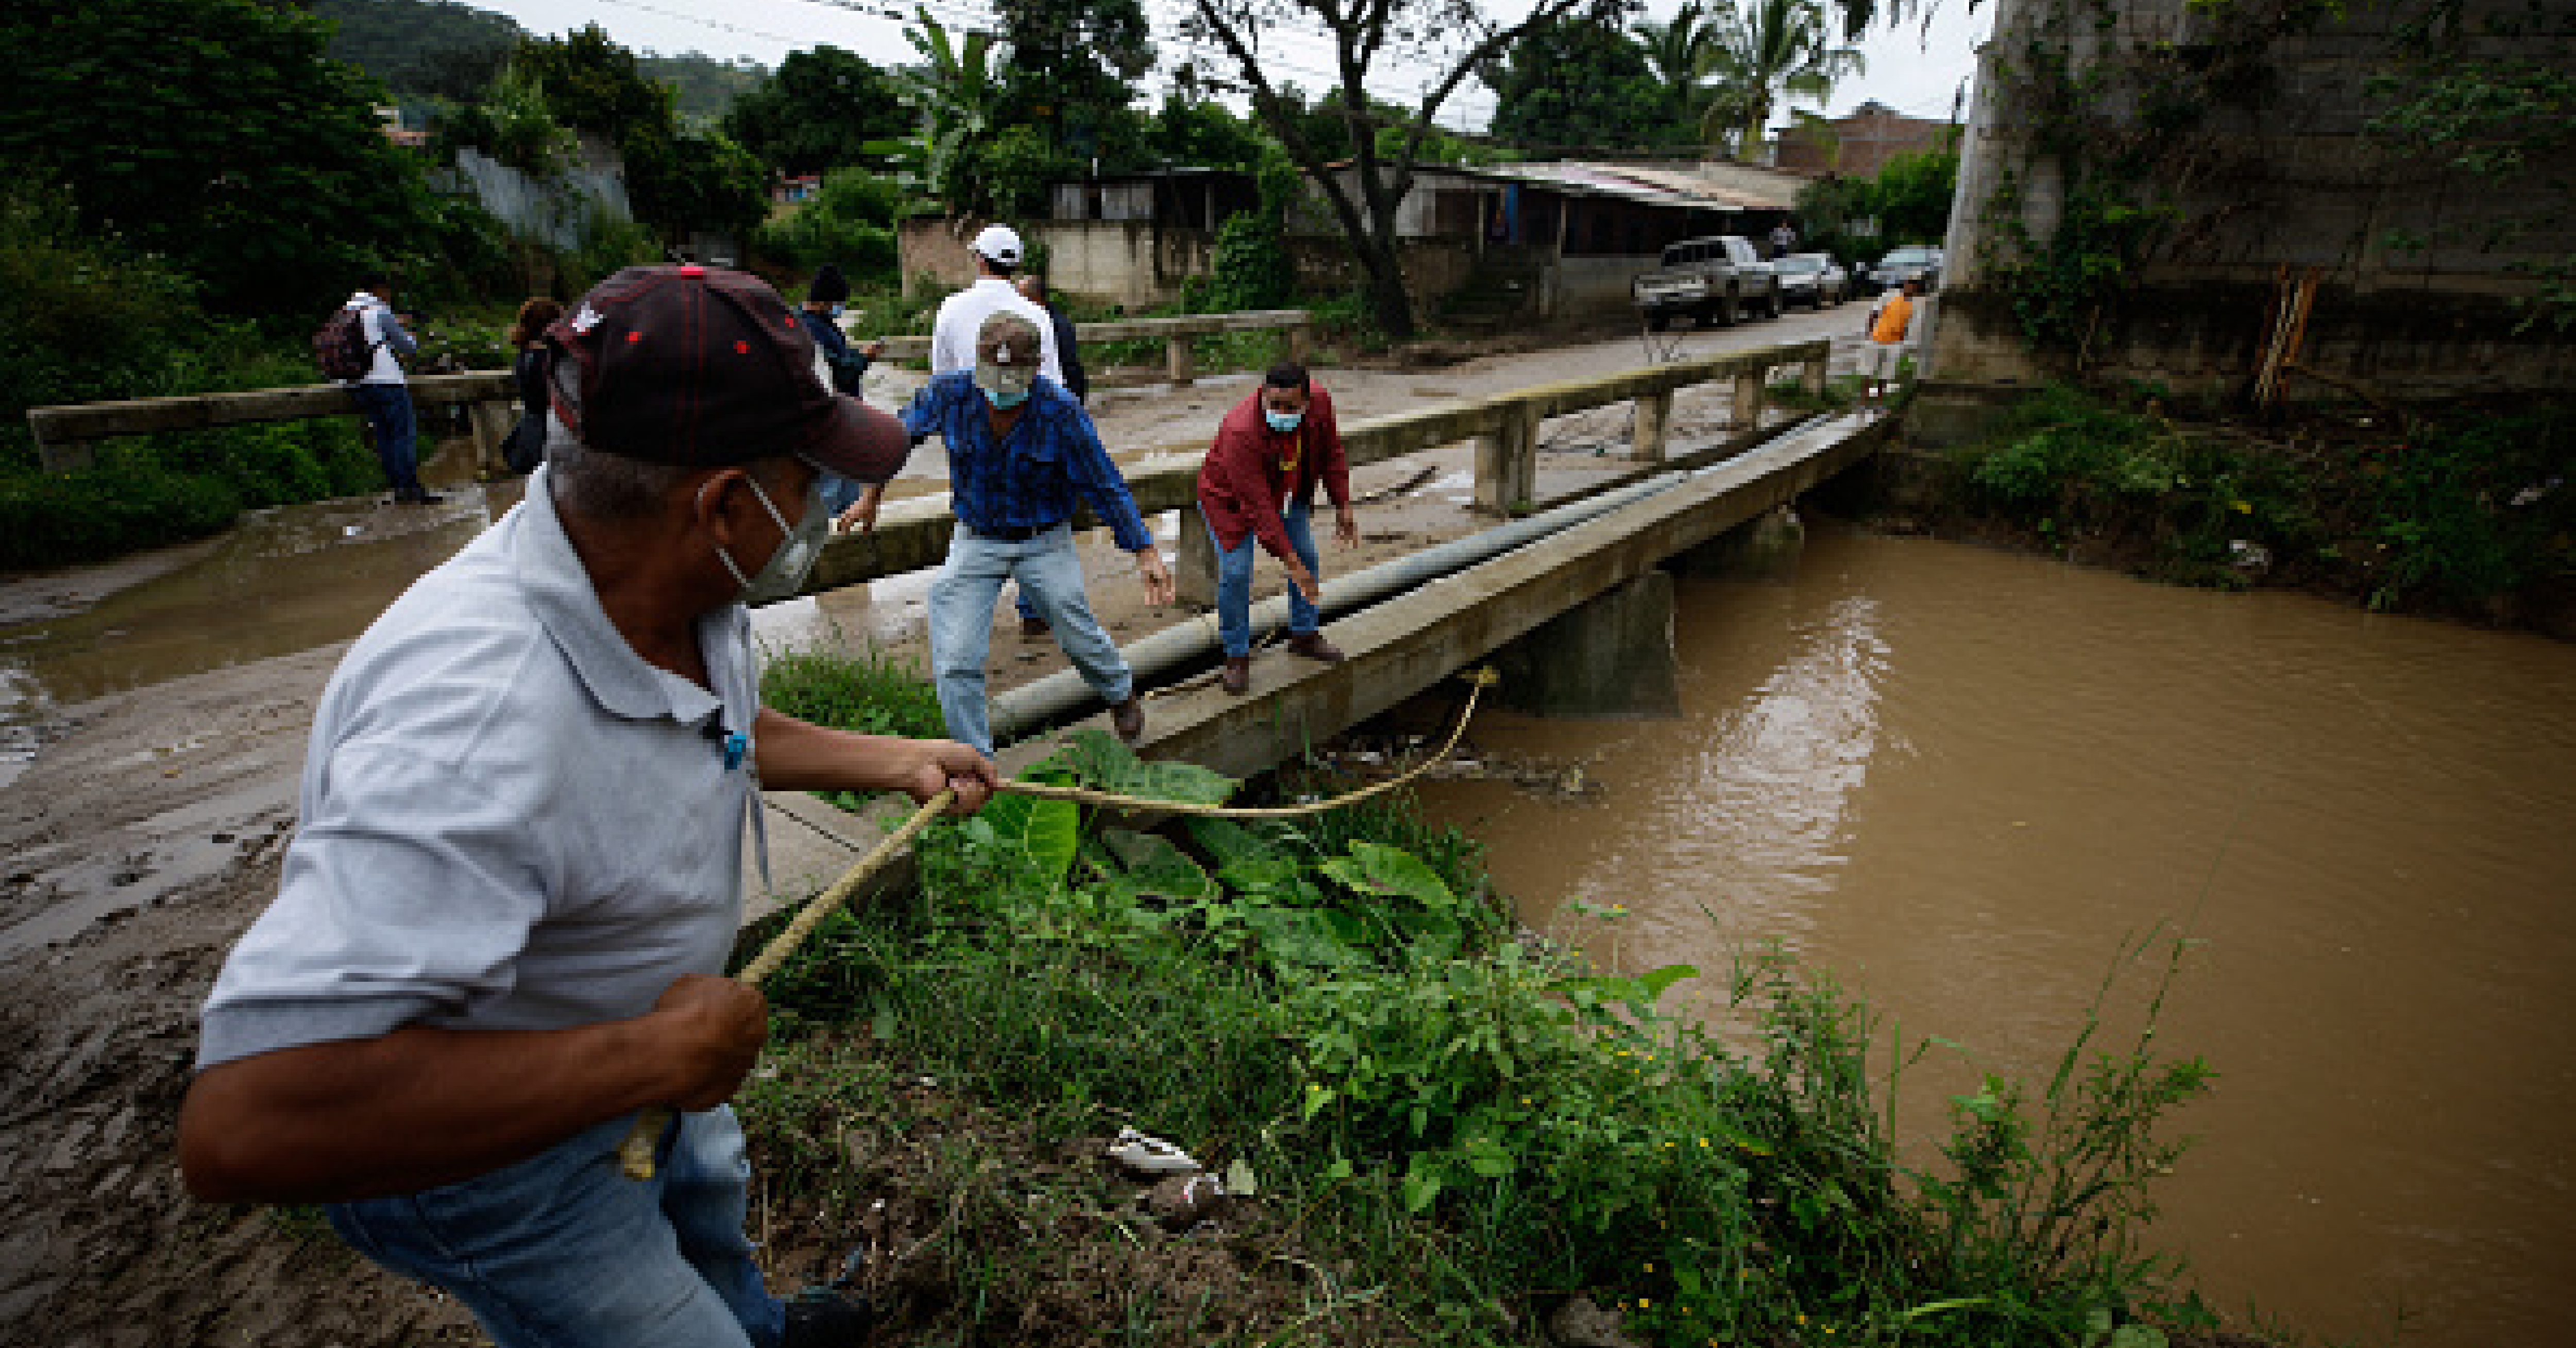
top-left (889, 311), bottom-right (1174, 754)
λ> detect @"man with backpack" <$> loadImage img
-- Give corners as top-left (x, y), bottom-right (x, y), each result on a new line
top-left (325, 272), bottom-right (438, 505)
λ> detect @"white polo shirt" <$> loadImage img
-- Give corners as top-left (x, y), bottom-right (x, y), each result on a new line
top-left (198, 468), bottom-right (765, 1068)
top-left (929, 277), bottom-right (1063, 386)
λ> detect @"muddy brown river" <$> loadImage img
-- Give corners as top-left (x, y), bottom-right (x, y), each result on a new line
top-left (1412, 524), bottom-right (2576, 1347)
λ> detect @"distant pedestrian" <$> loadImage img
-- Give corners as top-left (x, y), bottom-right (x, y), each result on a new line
top-left (1195, 362), bottom-right (1357, 695)
top-left (342, 273), bottom-right (438, 505)
top-left (1769, 220), bottom-right (1798, 261)
top-left (1861, 277), bottom-right (1921, 415)
top-left (899, 311), bottom-right (1171, 755)
top-left (796, 263), bottom-right (890, 528)
top-left (499, 297), bottom-right (561, 475)
top-left (1015, 275), bottom-right (1086, 406)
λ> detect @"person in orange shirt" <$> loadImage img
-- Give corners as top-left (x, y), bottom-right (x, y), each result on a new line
top-left (1863, 278), bottom-right (1921, 415)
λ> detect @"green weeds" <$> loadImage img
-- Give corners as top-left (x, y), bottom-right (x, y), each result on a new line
top-left (1938, 384), bottom-right (2575, 615)
top-left (736, 656), bottom-right (2221, 1346)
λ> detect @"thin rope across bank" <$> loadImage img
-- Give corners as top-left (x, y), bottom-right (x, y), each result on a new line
top-left (619, 667), bottom-right (1500, 1179)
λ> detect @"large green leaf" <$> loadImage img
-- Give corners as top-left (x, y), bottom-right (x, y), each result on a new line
top-left (1187, 817), bottom-right (1303, 893)
top-left (1319, 841), bottom-right (1456, 910)
top-left (1096, 828), bottom-right (1221, 902)
top-left (1058, 728), bottom-right (1238, 806)
top-left (1242, 905), bottom-right (1364, 967)
top-left (980, 782), bottom-right (1079, 888)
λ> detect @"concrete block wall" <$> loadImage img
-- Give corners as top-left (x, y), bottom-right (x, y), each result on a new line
top-left (1931, 0), bottom-right (2574, 404)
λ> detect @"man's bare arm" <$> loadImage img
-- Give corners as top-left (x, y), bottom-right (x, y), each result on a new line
top-left (178, 973), bottom-right (765, 1204)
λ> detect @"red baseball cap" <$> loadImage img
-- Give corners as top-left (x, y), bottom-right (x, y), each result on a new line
top-left (544, 264), bottom-right (908, 482)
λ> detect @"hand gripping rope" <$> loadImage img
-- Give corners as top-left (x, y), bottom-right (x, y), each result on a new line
top-left (617, 667), bottom-right (1501, 1179)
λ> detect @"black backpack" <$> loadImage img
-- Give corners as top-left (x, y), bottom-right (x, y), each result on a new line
top-left (314, 305), bottom-right (380, 382)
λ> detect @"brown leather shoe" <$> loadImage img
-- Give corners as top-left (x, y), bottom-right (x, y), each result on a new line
top-left (1285, 632), bottom-right (1345, 663)
top-left (1219, 656), bottom-right (1250, 695)
top-left (1111, 695), bottom-right (1144, 741)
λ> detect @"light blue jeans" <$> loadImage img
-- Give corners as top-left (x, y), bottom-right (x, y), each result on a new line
top-left (930, 523), bottom-right (1134, 755)
top-left (1211, 502), bottom-right (1320, 658)
top-left (328, 1108), bottom-right (784, 1348)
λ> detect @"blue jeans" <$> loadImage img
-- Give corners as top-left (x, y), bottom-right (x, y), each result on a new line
top-left (929, 523), bottom-right (1133, 755)
top-left (1210, 502), bottom-right (1320, 658)
top-left (351, 382), bottom-right (420, 494)
top-left (328, 1108), bottom-right (784, 1348)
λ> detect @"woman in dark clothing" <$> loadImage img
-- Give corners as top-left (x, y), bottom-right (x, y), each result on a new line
top-left (501, 297), bottom-right (561, 474)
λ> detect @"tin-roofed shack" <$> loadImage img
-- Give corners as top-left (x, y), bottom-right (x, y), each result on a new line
top-left (897, 159), bottom-right (1814, 327)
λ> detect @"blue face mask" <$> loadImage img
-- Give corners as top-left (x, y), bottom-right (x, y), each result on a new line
top-left (1265, 408), bottom-right (1303, 434)
top-left (828, 302), bottom-right (846, 320)
top-left (984, 383), bottom-right (1030, 409)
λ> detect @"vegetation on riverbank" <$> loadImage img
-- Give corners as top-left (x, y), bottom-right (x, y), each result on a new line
top-left (1912, 385), bottom-right (2576, 635)
top-left (738, 645), bottom-right (2225, 1347)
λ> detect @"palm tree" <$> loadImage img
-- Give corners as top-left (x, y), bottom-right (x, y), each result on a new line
top-left (893, 7), bottom-right (1007, 210)
top-left (1635, 2), bottom-right (1720, 132)
top-left (1691, 0), bottom-right (1865, 160)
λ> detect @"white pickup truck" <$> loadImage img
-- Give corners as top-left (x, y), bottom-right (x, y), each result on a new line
top-left (1632, 235), bottom-right (1782, 331)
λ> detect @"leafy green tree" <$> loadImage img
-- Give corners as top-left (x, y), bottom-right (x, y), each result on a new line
top-left (1870, 142), bottom-right (1959, 245)
top-left (992, 0), bottom-right (1156, 161)
top-left (316, 0), bottom-right (520, 106)
top-left (724, 46), bottom-right (913, 176)
top-left (512, 25), bottom-right (767, 247)
top-left (0, 0), bottom-right (452, 317)
top-left (1486, 12), bottom-right (1687, 154)
top-left (1636, 2), bottom-right (1722, 131)
top-left (755, 167), bottom-right (904, 279)
top-left (1150, 93), bottom-right (1274, 172)
top-left (1693, 0), bottom-right (1866, 157)
top-left (1184, 0), bottom-right (1597, 337)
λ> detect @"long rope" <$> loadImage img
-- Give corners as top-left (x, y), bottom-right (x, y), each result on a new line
top-left (619, 666), bottom-right (1501, 1179)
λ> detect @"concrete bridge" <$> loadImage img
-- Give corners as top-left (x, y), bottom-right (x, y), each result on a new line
top-left (753, 343), bottom-right (1892, 916)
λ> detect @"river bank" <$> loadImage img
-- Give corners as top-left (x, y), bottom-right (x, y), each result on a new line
top-left (1865, 385), bottom-right (2576, 640)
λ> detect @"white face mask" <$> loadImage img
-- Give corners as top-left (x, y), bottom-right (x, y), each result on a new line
top-left (707, 471), bottom-right (831, 604)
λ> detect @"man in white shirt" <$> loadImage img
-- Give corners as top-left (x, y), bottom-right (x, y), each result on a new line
top-left (929, 225), bottom-right (1062, 386)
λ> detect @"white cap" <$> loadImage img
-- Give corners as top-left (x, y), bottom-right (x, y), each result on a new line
top-left (971, 224), bottom-right (1024, 267)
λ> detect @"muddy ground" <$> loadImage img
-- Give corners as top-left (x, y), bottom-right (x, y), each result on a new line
top-left (0, 314), bottom-right (1871, 1346)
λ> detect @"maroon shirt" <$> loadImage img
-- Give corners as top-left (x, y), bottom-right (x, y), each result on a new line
top-left (1195, 384), bottom-right (1351, 558)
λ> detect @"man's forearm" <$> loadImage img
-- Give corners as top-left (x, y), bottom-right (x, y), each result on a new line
top-left (752, 708), bottom-right (935, 794)
top-left (180, 1016), bottom-right (680, 1204)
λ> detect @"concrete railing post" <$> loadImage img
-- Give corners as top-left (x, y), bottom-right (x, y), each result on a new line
top-left (1287, 322), bottom-right (1311, 365)
top-left (1166, 335), bottom-right (1195, 386)
top-left (1632, 389), bottom-right (1673, 462)
top-left (1175, 503), bottom-right (1219, 607)
top-left (466, 398), bottom-right (516, 477)
top-left (1804, 350), bottom-right (1829, 400)
top-left (1476, 403), bottom-right (1538, 516)
top-left (1732, 369), bottom-right (1765, 429)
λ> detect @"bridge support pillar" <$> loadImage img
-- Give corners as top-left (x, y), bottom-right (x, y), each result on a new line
top-left (1673, 504), bottom-right (1805, 583)
top-left (1490, 570), bottom-right (1680, 718)
top-left (1174, 504), bottom-right (1218, 607)
top-left (1632, 389), bottom-right (1672, 462)
top-left (1476, 404), bottom-right (1538, 516)
top-left (1165, 335), bottom-right (1196, 387)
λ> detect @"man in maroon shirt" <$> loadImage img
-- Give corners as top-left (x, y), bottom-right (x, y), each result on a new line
top-left (1195, 362), bottom-right (1360, 694)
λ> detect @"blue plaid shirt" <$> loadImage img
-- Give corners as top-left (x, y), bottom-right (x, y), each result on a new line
top-left (899, 372), bottom-right (1154, 552)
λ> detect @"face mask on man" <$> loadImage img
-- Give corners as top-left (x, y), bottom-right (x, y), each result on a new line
top-left (984, 384), bottom-right (1030, 410)
top-left (829, 302), bottom-right (847, 320)
top-left (1264, 407), bottom-right (1303, 434)
top-left (706, 471), bottom-right (832, 604)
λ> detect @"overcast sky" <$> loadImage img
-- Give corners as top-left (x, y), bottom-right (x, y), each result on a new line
top-left (461, 0), bottom-right (1987, 133)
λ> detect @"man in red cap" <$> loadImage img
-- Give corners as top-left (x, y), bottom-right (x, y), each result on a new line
top-left (1195, 361), bottom-right (1358, 694)
top-left (177, 265), bottom-right (997, 1348)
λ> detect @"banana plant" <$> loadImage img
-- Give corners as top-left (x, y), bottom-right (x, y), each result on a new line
top-left (893, 7), bottom-right (1008, 212)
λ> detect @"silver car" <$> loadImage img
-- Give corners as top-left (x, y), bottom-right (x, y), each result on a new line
top-left (1773, 252), bottom-right (1849, 308)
